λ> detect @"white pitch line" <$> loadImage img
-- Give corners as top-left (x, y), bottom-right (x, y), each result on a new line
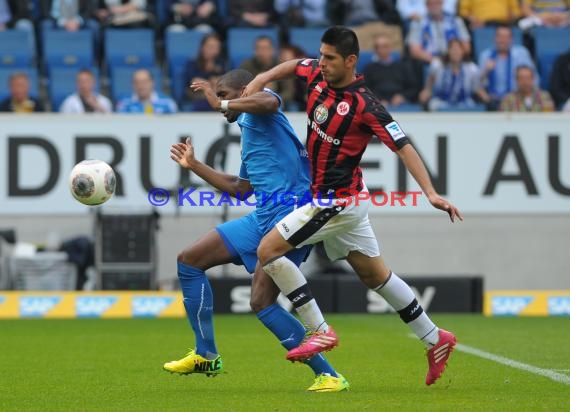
top-left (455, 343), bottom-right (570, 385)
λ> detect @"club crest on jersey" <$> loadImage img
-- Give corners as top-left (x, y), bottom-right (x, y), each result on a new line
top-left (314, 104), bottom-right (328, 124)
top-left (337, 101), bottom-right (350, 116)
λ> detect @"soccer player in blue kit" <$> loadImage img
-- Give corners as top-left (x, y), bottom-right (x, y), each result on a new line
top-left (163, 69), bottom-right (349, 392)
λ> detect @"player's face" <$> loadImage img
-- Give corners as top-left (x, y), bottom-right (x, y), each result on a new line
top-left (318, 44), bottom-right (356, 88)
top-left (216, 82), bottom-right (241, 123)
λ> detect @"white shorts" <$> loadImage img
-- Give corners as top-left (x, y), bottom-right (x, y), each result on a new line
top-left (276, 194), bottom-right (380, 261)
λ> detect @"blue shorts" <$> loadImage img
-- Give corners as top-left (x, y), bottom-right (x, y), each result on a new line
top-left (216, 212), bottom-right (311, 274)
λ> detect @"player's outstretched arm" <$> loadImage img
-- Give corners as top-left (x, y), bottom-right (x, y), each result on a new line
top-left (191, 81), bottom-right (279, 114)
top-left (242, 59), bottom-right (301, 96)
top-left (397, 144), bottom-right (463, 222)
top-left (170, 138), bottom-right (253, 200)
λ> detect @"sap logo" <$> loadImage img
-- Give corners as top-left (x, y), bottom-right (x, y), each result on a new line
top-left (385, 121), bottom-right (406, 141)
top-left (367, 287), bottom-right (435, 313)
top-left (19, 296), bottom-right (61, 317)
top-left (548, 297), bottom-right (570, 316)
top-left (230, 286), bottom-right (292, 313)
top-left (491, 296), bottom-right (533, 315)
top-left (76, 296), bottom-right (118, 318)
top-left (281, 223), bottom-right (290, 233)
top-left (132, 296), bottom-right (174, 317)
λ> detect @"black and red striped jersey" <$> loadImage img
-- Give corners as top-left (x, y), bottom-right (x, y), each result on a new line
top-left (295, 58), bottom-right (410, 195)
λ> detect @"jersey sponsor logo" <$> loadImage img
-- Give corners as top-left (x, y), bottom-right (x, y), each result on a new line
top-left (19, 296), bottom-right (61, 317)
top-left (301, 58), bottom-right (313, 66)
top-left (308, 119), bottom-right (341, 145)
top-left (336, 101), bottom-right (350, 116)
top-left (315, 84), bottom-right (322, 93)
top-left (281, 223), bottom-right (290, 233)
top-left (386, 121), bottom-right (406, 141)
top-left (76, 296), bottom-right (118, 317)
top-left (314, 104), bottom-right (329, 124)
top-left (548, 297), bottom-right (570, 315)
top-left (491, 296), bottom-right (533, 315)
top-left (132, 296), bottom-right (174, 317)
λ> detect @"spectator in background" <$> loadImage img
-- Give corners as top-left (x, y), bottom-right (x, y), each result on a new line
top-left (278, 44), bottom-right (306, 111)
top-left (549, 51), bottom-right (570, 110)
top-left (407, 0), bottom-right (470, 64)
top-left (166, 0), bottom-right (218, 33)
top-left (500, 65), bottom-right (555, 112)
top-left (479, 25), bottom-right (537, 110)
top-left (240, 35), bottom-right (279, 77)
top-left (0, 0), bottom-right (35, 33)
top-left (228, 0), bottom-right (276, 27)
top-left (419, 38), bottom-right (489, 111)
top-left (397, 0), bottom-right (458, 25)
top-left (181, 33), bottom-right (225, 111)
top-left (274, 0), bottom-right (329, 27)
top-left (363, 34), bottom-right (421, 107)
top-left (520, 0), bottom-right (569, 28)
top-left (459, 0), bottom-right (521, 30)
top-left (116, 69), bottom-right (178, 113)
top-left (95, 0), bottom-right (153, 28)
top-left (40, 0), bottom-right (100, 33)
top-left (340, 0), bottom-right (402, 26)
top-left (0, 72), bottom-right (44, 113)
top-left (59, 69), bottom-right (112, 113)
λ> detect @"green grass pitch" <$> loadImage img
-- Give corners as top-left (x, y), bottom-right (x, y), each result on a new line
top-left (1, 314), bottom-right (569, 411)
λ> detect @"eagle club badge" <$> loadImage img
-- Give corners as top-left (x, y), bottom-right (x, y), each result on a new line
top-left (314, 104), bottom-right (329, 124)
top-left (337, 101), bottom-right (350, 116)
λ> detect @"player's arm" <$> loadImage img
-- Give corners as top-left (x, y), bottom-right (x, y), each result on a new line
top-left (170, 138), bottom-right (253, 200)
top-left (242, 59), bottom-right (301, 96)
top-left (396, 144), bottom-right (463, 222)
top-left (191, 80), bottom-right (280, 114)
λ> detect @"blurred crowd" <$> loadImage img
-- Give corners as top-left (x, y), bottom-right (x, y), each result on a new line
top-left (0, 0), bottom-right (569, 114)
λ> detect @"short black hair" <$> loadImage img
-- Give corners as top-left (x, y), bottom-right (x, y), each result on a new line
top-left (218, 69), bottom-right (254, 90)
top-left (321, 26), bottom-right (359, 58)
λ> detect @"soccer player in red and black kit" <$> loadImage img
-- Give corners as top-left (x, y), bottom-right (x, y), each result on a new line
top-left (244, 26), bottom-right (463, 386)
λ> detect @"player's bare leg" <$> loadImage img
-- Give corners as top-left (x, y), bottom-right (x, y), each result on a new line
top-left (258, 229), bottom-right (339, 361)
top-left (347, 251), bottom-right (456, 385)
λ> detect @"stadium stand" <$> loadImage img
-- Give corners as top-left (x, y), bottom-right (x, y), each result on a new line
top-left (532, 27), bottom-right (570, 90)
top-left (42, 30), bottom-right (94, 72)
top-left (0, 30), bottom-right (35, 68)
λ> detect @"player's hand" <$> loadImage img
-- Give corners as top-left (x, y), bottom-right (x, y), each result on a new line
top-left (242, 76), bottom-right (266, 97)
top-left (428, 194), bottom-right (463, 223)
top-left (170, 137), bottom-right (196, 169)
top-left (190, 80), bottom-right (221, 110)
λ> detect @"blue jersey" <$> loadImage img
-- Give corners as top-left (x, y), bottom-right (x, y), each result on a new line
top-left (237, 89), bottom-right (311, 233)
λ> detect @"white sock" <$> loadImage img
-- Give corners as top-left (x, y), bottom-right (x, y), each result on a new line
top-left (373, 271), bottom-right (439, 347)
top-left (263, 256), bottom-right (328, 332)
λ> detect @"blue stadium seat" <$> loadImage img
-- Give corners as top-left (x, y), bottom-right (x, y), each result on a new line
top-left (533, 27), bottom-right (570, 89)
top-left (289, 28), bottom-right (325, 57)
top-left (436, 104), bottom-right (486, 112)
top-left (0, 30), bottom-right (35, 68)
top-left (109, 66), bottom-right (162, 102)
top-left (48, 67), bottom-right (100, 111)
top-left (357, 51), bottom-right (374, 72)
top-left (104, 29), bottom-right (155, 70)
top-left (170, 64), bottom-right (188, 104)
top-left (155, 0), bottom-right (172, 27)
top-left (165, 29), bottom-right (206, 68)
top-left (386, 103), bottom-right (424, 113)
top-left (43, 30), bottom-right (94, 71)
top-left (472, 27), bottom-right (523, 60)
top-left (0, 67), bottom-right (39, 101)
top-left (226, 27), bottom-right (279, 69)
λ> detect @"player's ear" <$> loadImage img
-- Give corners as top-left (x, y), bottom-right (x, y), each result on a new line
top-left (346, 54), bottom-right (358, 69)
